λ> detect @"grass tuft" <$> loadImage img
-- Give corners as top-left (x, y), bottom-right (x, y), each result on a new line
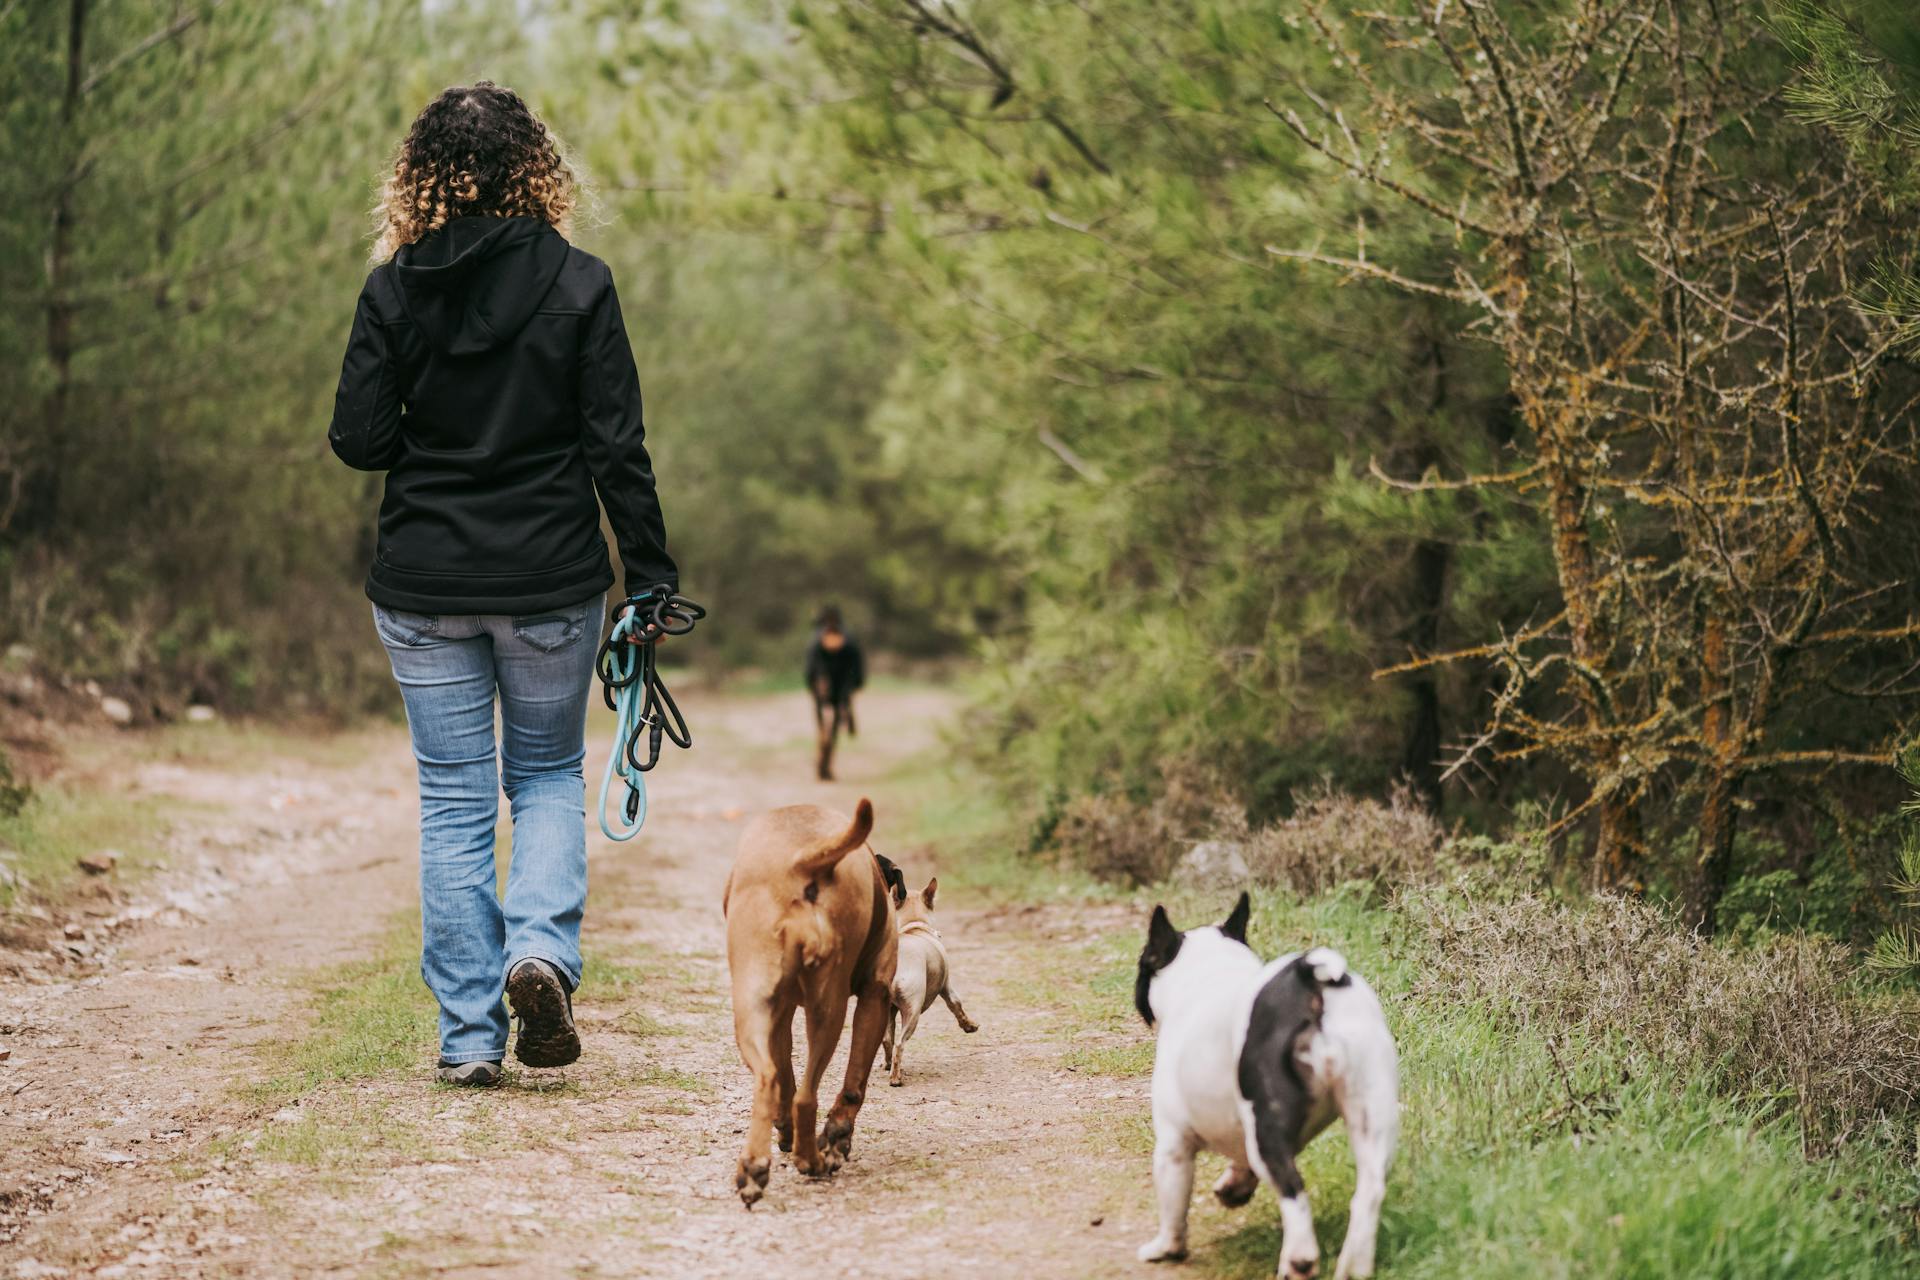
top-left (243, 914), bottom-right (436, 1108)
top-left (0, 779), bottom-right (167, 911)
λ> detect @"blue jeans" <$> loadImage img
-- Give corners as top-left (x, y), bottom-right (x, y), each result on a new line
top-left (373, 594), bottom-right (605, 1063)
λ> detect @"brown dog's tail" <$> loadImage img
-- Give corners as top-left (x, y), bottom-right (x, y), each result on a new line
top-left (791, 797), bottom-right (874, 878)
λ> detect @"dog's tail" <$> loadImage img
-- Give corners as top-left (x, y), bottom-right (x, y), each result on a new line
top-left (791, 797), bottom-right (874, 878)
top-left (1298, 947), bottom-right (1351, 989)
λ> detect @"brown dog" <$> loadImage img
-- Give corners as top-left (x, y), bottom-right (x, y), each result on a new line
top-left (722, 798), bottom-right (897, 1207)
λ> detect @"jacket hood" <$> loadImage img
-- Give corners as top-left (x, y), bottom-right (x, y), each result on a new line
top-left (394, 217), bottom-right (569, 356)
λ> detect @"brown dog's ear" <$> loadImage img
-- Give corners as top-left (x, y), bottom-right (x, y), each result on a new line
top-left (1220, 891), bottom-right (1251, 944)
top-left (921, 877), bottom-right (938, 908)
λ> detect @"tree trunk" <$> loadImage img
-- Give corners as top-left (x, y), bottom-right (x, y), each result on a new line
top-left (1692, 610), bottom-right (1740, 931)
top-left (1541, 430), bottom-right (1641, 889)
top-left (1398, 337), bottom-right (1452, 813)
top-left (17, 0), bottom-right (89, 539)
top-left (1400, 535), bottom-right (1448, 812)
top-left (1693, 771), bottom-right (1741, 932)
top-left (1594, 793), bottom-right (1644, 892)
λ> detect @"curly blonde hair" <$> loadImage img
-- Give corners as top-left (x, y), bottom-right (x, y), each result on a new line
top-left (372, 82), bottom-right (577, 261)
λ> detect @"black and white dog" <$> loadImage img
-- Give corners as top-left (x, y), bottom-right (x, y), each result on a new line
top-left (1133, 894), bottom-right (1398, 1279)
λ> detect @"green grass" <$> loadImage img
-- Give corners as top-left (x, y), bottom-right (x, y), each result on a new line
top-left (1045, 881), bottom-right (1920, 1279)
top-left (228, 1101), bottom-right (431, 1171)
top-left (1064, 1041), bottom-right (1155, 1077)
top-left (0, 777), bottom-right (171, 911)
top-left (130, 716), bottom-right (393, 772)
top-left (243, 913), bottom-right (438, 1108)
top-left (606, 1008), bottom-right (673, 1037)
top-left (1, 713), bottom-right (392, 913)
top-left (582, 941), bottom-right (699, 998)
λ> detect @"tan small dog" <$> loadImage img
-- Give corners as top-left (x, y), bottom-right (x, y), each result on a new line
top-left (881, 877), bottom-right (979, 1088)
top-left (722, 798), bottom-right (897, 1207)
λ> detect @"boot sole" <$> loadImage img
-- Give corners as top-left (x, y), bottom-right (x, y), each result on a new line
top-left (507, 963), bottom-right (581, 1068)
top-left (436, 1061), bottom-right (503, 1087)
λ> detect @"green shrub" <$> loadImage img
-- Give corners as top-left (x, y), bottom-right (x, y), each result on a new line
top-left (1867, 748), bottom-right (1920, 980)
top-left (0, 746), bottom-right (27, 819)
top-left (1405, 887), bottom-right (1920, 1157)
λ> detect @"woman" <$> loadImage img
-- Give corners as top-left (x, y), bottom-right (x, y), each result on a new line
top-left (329, 83), bottom-right (675, 1086)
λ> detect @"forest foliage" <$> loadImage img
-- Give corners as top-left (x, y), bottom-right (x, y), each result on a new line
top-left (3, 0), bottom-right (1919, 934)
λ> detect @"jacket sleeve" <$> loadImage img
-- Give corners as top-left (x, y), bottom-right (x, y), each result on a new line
top-left (578, 266), bottom-right (677, 592)
top-left (328, 272), bottom-right (405, 471)
top-left (850, 636), bottom-right (866, 691)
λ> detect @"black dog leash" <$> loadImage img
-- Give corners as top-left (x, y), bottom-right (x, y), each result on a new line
top-left (595, 587), bottom-right (706, 839)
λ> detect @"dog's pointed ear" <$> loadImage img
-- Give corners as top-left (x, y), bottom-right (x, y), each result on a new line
top-left (1220, 891), bottom-right (1251, 944)
top-left (922, 877), bottom-right (938, 908)
top-left (1137, 905), bottom-right (1183, 1027)
top-left (1147, 904), bottom-right (1178, 950)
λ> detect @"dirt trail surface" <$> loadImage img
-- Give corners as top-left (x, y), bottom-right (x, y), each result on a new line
top-left (1, 688), bottom-right (1153, 1279)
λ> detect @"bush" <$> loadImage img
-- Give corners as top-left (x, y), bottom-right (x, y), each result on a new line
top-left (1053, 775), bottom-right (1450, 896)
top-left (1406, 887), bottom-right (1920, 1156)
top-left (1229, 781), bottom-right (1446, 899)
top-left (1048, 764), bottom-right (1237, 885)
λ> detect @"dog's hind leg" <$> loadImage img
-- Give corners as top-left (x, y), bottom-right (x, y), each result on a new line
top-left (938, 982), bottom-right (979, 1034)
top-left (881, 1004), bottom-right (896, 1073)
top-left (1332, 1070), bottom-right (1398, 1280)
top-left (821, 978), bottom-right (889, 1169)
top-left (792, 994), bottom-right (849, 1178)
top-left (732, 998), bottom-right (784, 1208)
top-left (888, 1001), bottom-right (921, 1087)
top-left (1249, 1114), bottom-right (1318, 1279)
top-left (772, 1012), bottom-right (796, 1154)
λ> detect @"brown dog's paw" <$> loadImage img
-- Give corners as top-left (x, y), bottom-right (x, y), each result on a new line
top-left (735, 1156), bottom-right (771, 1208)
top-left (819, 1116), bottom-right (855, 1171)
top-left (776, 1122), bottom-right (794, 1153)
top-left (793, 1150), bottom-right (829, 1179)
top-left (959, 1017), bottom-right (980, 1033)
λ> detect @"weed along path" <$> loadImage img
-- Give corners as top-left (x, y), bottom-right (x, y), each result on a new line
top-left (1, 686), bottom-right (1163, 1279)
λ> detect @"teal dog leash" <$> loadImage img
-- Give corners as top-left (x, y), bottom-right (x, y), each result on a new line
top-left (596, 589), bottom-right (705, 841)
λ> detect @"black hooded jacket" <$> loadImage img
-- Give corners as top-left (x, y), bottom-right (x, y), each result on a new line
top-left (329, 216), bottom-right (675, 614)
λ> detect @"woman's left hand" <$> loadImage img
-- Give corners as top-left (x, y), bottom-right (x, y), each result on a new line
top-left (618, 604), bottom-right (665, 646)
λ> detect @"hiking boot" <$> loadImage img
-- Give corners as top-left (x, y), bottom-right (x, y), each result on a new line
top-left (436, 1059), bottom-right (503, 1087)
top-left (507, 957), bottom-right (580, 1068)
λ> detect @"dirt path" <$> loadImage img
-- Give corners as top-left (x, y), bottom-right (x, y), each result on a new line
top-left (1, 687), bottom-right (1154, 1279)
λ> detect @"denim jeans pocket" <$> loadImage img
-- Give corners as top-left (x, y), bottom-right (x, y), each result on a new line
top-left (512, 605), bottom-right (589, 654)
top-left (372, 604), bottom-right (440, 648)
